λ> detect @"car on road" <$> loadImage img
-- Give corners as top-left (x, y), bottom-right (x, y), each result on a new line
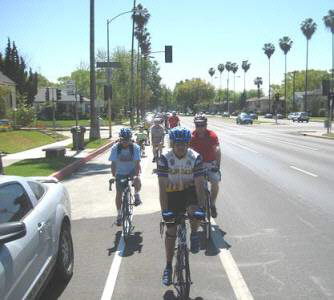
top-left (292, 112), bottom-right (309, 122)
top-left (276, 114), bottom-right (283, 119)
top-left (287, 112), bottom-right (298, 120)
top-left (249, 113), bottom-right (258, 120)
top-left (222, 111), bottom-right (230, 117)
top-left (236, 113), bottom-right (253, 125)
top-left (264, 113), bottom-right (273, 118)
top-left (0, 175), bottom-right (74, 300)
top-left (0, 119), bottom-right (11, 131)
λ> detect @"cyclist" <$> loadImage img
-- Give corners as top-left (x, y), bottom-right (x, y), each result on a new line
top-left (109, 128), bottom-right (142, 226)
top-left (150, 118), bottom-right (165, 163)
top-left (157, 127), bottom-right (206, 286)
top-left (135, 125), bottom-right (148, 156)
top-left (190, 114), bottom-right (221, 218)
top-left (168, 111), bottom-right (180, 129)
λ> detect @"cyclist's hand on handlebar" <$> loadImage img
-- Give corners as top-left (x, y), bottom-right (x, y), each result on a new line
top-left (162, 209), bottom-right (175, 221)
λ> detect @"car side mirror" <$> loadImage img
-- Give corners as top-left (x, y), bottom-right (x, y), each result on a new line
top-left (0, 222), bottom-right (26, 244)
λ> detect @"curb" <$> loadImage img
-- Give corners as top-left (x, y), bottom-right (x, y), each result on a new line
top-left (51, 139), bottom-right (116, 181)
top-left (299, 132), bottom-right (334, 140)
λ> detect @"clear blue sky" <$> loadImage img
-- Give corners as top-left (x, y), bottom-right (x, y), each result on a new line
top-left (1, 0), bottom-right (333, 94)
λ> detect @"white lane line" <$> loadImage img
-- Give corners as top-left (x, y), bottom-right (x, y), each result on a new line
top-left (262, 137), bottom-right (319, 151)
top-left (101, 237), bottom-right (125, 300)
top-left (211, 220), bottom-right (254, 300)
top-left (226, 140), bottom-right (259, 154)
top-left (290, 166), bottom-right (318, 177)
top-left (101, 146), bottom-right (151, 300)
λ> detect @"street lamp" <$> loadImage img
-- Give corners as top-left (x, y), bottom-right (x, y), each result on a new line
top-left (106, 9), bottom-right (133, 137)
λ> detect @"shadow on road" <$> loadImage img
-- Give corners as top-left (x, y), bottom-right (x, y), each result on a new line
top-left (107, 230), bottom-right (122, 255)
top-left (106, 231), bottom-right (143, 257)
top-left (38, 274), bottom-right (72, 300)
top-left (163, 290), bottom-right (203, 300)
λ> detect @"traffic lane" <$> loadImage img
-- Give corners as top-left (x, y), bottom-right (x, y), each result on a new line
top-left (220, 153), bottom-right (334, 299)
top-left (39, 216), bottom-right (121, 300)
top-left (110, 212), bottom-right (236, 300)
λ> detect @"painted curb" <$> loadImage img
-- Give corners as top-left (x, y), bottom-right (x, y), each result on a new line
top-left (51, 139), bottom-right (116, 181)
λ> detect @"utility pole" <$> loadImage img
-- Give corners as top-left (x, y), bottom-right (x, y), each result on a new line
top-left (293, 71), bottom-right (296, 111)
top-left (129, 0), bottom-right (136, 128)
top-left (52, 88), bottom-right (56, 130)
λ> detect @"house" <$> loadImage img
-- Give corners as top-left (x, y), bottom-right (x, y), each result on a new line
top-left (246, 96), bottom-right (285, 114)
top-left (0, 71), bottom-right (17, 110)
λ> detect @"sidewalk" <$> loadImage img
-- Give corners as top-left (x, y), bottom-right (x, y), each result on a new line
top-left (298, 130), bottom-right (334, 139)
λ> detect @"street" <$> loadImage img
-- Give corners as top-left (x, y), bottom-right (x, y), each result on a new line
top-left (40, 117), bottom-right (334, 300)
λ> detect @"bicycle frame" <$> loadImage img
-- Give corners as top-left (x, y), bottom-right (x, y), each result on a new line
top-left (203, 171), bottom-right (212, 243)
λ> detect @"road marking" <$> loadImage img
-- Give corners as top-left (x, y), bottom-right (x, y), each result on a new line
top-left (211, 220), bottom-right (254, 300)
top-left (226, 140), bottom-right (259, 154)
top-left (290, 166), bottom-right (318, 177)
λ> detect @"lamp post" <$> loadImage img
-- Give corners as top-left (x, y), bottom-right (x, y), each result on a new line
top-left (107, 9), bottom-right (133, 137)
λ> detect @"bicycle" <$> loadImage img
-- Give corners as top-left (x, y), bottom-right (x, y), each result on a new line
top-left (160, 214), bottom-right (192, 300)
top-left (109, 177), bottom-right (134, 242)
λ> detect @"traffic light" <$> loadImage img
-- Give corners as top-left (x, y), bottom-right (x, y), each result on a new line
top-left (79, 94), bottom-right (84, 103)
top-left (45, 87), bottom-right (50, 101)
top-left (56, 89), bottom-right (62, 100)
top-left (165, 45), bottom-right (172, 63)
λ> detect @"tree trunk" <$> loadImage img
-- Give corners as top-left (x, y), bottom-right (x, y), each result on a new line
top-left (89, 0), bottom-right (100, 140)
top-left (268, 58), bottom-right (271, 113)
top-left (304, 39), bottom-right (309, 112)
top-left (284, 54), bottom-right (287, 116)
top-left (129, 0), bottom-right (136, 128)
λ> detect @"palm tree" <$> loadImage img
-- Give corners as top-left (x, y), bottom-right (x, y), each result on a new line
top-left (323, 10), bottom-right (334, 92)
top-left (231, 63), bottom-right (238, 104)
top-left (208, 67), bottom-right (215, 82)
top-left (241, 60), bottom-right (251, 95)
top-left (300, 18), bottom-right (317, 111)
top-left (263, 43), bottom-right (275, 113)
top-left (279, 36), bottom-right (293, 115)
top-left (254, 77), bottom-right (263, 110)
top-left (225, 61), bottom-right (232, 113)
top-left (217, 64), bottom-right (224, 105)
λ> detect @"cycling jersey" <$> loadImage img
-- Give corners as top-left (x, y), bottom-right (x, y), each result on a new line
top-left (157, 148), bottom-right (204, 192)
top-left (168, 116), bottom-right (180, 128)
top-left (190, 129), bottom-right (219, 162)
top-left (150, 124), bottom-right (165, 145)
top-left (135, 132), bottom-right (147, 142)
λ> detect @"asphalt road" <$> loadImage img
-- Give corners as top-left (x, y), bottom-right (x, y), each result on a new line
top-left (40, 117), bottom-right (334, 300)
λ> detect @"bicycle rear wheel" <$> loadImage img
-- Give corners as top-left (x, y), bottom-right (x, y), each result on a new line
top-left (174, 244), bottom-right (191, 299)
top-left (122, 189), bottom-right (132, 242)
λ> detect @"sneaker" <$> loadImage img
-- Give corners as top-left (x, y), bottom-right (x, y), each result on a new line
top-left (134, 194), bottom-right (142, 206)
top-left (162, 266), bottom-right (172, 286)
top-left (116, 215), bottom-right (122, 226)
top-left (152, 157), bottom-right (156, 163)
top-left (211, 205), bottom-right (217, 218)
top-left (190, 233), bottom-right (200, 253)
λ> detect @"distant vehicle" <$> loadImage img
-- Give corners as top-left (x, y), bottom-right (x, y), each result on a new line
top-left (249, 113), bottom-right (258, 120)
top-left (292, 112), bottom-right (309, 123)
top-left (264, 113), bottom-right (273, 118)
top-left (287, 112), bottom-right (298, 120)
top-left (236, 113), bottom-right (253, 125)
top-left (0, 175), bottom-right (74, 300)
top-left (231, 111), bottom-right (238, 116)
top-left (276, 114), bottom-right (283, 119)
top-left (222, 112), bottom-right (230, 117)
top-left (0, 119), bottom-right (11, 131)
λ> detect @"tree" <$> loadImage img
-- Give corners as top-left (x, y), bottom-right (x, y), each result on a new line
top-left (225, 61), bottom-right (232, 113)
top-left (301, 18), bottom-right (317, 111)
top-left (208, 67), bottom-right (215, 84)
top-left (254, 77), bottom-right (263, 111)
top-left (231, 63), bottom-right (238, 104)
top-left (279, 36), bottom-right (293, 115)
top-left (263, 43), bottom-right (275, 112)
top-left (241, 60), bottom-right (251, 95)
top-left (323, 10), bottom-right (334, 90)
top-left (217, 64), bottom-right (224, 105)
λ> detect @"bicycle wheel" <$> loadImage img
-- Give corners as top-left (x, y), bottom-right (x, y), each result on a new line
top-left (122, 188), bottom-right (132, 241)
top-left (174, 244), bottom-right (191, 300)
top-left (204, 190), bottom-right (212, 242)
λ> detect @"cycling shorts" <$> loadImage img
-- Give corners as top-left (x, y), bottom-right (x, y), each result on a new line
top-left (167, 186), bottom-right (198, 214)
top-left (203, 162), bottom-right (221, 182)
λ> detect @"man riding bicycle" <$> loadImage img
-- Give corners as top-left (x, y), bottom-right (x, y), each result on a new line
top-left (135, 125), bottom-right (148, 156)
top-left (150, 117), bottom-right (165, 163)
top-left (190, 114), bottom-right (221, 218)
top-left (109, 128), bottom-right (142, 226)
top-left (157, 127), bottom-right (206, 286)
top-left (168, 111), bottom-right (180, 129)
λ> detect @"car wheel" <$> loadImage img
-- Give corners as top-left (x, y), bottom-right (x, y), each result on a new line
top-left (54, 222), bottom-right (74, 282)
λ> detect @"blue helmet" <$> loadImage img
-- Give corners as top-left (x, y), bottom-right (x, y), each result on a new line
top-left (169, 127), bottom-right (191, 143)
top-left (119, 128), bottom-right (132, 139)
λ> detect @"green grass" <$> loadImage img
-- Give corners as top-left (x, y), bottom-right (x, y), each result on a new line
top-left (323, 133), bottom-right (334, 139)
top-left (310, 117), bottom-right (326, 122)
top-left (0, 130), bottom-right (67, 154)
top-left (4, 157), bottom-right (78, 176)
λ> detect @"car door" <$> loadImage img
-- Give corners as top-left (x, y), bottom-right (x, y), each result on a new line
top-left (0, 182), bottom-right (41, 300)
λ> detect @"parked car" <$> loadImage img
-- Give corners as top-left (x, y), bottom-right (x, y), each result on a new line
top-left (222, 112), bottom-right (230, 117)
top-left (0, 175), bottom-right (74, 300)
top-left (264, 113), bottom-right (273, 118)
top-left (276, 114), bottom-right (283, 119)
top-left (0, 119), bottom-right (11, 131)
top-left (236, 113), bottom-right (253, 125)
top-left (292, 112), bottom-right (309, 122)
top-left (287, 112), bottom-right (298, 120)
top-left (249, 113), bottom-right (258, 120)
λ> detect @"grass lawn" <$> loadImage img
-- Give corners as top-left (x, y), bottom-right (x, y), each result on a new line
top-left (0, 130), bottom-right (67, 154)
top-left (323, 133), bottom-right (334, 139)
top-left (4, 157), bottom-right (78, 176)
top-left (310, 117), bottom-right (325, 122)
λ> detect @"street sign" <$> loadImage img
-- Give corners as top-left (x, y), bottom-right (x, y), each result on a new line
top-left (96, 61), bottom-right (121, 68)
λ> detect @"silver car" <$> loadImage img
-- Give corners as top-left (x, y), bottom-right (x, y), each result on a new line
top-left (0, 175), bottom-right (74, 300)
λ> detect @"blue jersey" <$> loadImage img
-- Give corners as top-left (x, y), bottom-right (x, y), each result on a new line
top-left (109, 143), bottom-right (140, 176)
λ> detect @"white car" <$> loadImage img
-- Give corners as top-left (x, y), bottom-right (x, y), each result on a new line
top-left (0, 175), bottom-right (74, 300)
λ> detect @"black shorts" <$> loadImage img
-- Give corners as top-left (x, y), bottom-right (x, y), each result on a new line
top-left (167, 186), bottom-right (198, 214)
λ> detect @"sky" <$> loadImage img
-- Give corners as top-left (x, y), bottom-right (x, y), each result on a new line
top-left (0, 0), bottom-right (333, 95)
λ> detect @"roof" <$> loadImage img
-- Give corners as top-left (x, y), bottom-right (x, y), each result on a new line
top-left (0, 71), bottom-right (16, 86)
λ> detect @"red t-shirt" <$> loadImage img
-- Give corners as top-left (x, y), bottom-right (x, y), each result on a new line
top-left (168, 116), bottom-right (180, 128)
top-left (190, 129), bottom-right (219, 162)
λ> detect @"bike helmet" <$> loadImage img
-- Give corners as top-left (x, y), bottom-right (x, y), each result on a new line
top-left (194, 113), bottom-right (207, 124)
top-left (119, 128), bottom-right (132, 139)
top-left (169, 127), bottom-right (191, 143)
top-left (172, 111), bottom-right (176, 116)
